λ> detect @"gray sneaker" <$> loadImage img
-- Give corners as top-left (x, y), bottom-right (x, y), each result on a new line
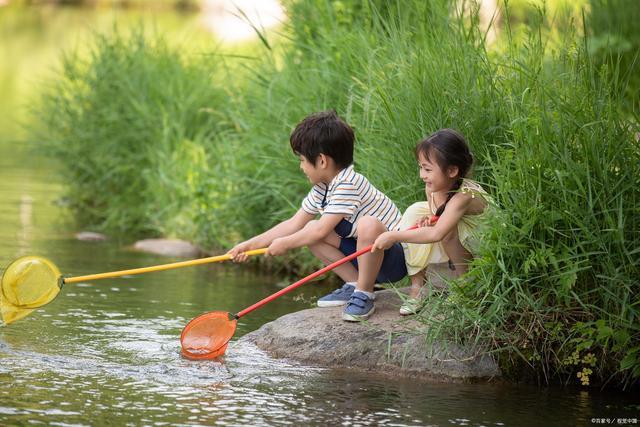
top-left (317, 283), bottom-right (355, 307)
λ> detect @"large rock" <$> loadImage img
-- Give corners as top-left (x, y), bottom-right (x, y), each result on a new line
top-left (240, 288), bottom-right (501, 382)
top-left (132, 239), bottom-right (201, 258)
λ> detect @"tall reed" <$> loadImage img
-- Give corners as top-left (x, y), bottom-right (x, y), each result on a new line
top-left (34, 30), bottom-right (231, 237)
top-left (588, 0), bottom-right (640, 114)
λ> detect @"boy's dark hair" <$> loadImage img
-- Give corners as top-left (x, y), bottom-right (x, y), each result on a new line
top-left (290, 110), bottom-right (354, 168)
top-left (416, 128), bottom-right (474, 217)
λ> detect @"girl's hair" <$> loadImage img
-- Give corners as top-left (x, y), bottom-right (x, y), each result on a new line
top-left (415, 129), bottom-right (473, 217)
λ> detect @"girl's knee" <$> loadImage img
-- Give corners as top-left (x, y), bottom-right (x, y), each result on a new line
top-left (401, 202), bottom-right (430, 225)
top-left (405, 201), bottom-right (429, 216)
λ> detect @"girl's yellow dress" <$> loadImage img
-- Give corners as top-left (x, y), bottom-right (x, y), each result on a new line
top-left (399, 179), bottom-right (489, 276)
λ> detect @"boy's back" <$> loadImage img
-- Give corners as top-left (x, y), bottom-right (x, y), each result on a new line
top-left (302, 164), bottom-right (401, 238)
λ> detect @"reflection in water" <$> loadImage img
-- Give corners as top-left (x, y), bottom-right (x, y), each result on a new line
top-left (18, 195), bottom-right (32, 256)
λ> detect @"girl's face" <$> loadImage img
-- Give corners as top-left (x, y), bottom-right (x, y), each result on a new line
top-left (417, 152), bottom-right (459, 193)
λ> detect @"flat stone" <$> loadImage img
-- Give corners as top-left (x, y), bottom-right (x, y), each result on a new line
top-left (240, 287), bottom-right (501, 382)
top-left (132, 239), bottom-right (201, 258)
top-left (75, 231), bottom-right (107, 241)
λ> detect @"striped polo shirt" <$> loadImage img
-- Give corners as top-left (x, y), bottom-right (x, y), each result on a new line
top-left (301, 165), bottom-right (402, 238)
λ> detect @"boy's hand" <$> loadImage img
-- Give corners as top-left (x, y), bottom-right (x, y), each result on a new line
top-left (267, 237), bottom-right (289, 257)
top-left (371, 231), bottom-right (396, 252)
top-left (228, 241), bottom-right (254, 263)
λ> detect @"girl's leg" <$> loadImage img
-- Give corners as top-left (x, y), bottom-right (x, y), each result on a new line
top-left (400, 269), bottom-right (427, 315)
top-left (401, 201), bottom-right (434, 288)
top-left (440, 227), bottom-right (473, 277)
top-left (408, 270), bottom-right (426, 299)
top-left (308, 225), bottom-right (359, 283)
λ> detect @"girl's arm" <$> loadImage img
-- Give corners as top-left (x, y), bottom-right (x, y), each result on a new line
top-left (372, 192), bottom-right (474, 251)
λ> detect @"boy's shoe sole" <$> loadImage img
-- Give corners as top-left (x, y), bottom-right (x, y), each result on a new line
top-left (317, 300), bottom-right (349, 308)
top-left (317, 293), bottom-right (375, 308)
top-left (342, 306), bottom-right (376, 322)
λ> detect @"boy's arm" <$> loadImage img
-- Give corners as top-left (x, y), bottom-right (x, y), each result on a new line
top-left (267, 213), bottom-right (344, 256)
top-left (229, 208), bottom-right (315, 261)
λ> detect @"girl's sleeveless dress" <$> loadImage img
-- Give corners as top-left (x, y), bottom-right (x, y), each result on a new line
top-left (399, 179), bottom-right (490, 276)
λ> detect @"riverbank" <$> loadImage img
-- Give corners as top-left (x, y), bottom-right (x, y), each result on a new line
top-left (240, 287), bottom-right (501, 383)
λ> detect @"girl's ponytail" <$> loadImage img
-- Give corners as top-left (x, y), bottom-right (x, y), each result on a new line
top-left (434, 178), bottom-right (463, 218)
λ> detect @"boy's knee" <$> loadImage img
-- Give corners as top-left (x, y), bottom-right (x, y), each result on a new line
top-left (307, 220), bottom-right (340, 250)
top-left (357, 216), bottom-right (386, 240)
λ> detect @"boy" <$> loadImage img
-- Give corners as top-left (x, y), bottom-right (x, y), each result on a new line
top-left (229, 110), bottom-right (406, 321)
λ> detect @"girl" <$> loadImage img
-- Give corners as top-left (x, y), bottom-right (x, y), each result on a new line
top-left (372, 129), bottom-right (489, 315)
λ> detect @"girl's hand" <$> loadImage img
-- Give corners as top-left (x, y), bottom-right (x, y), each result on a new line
top-left (415, 215), bottom-right (438, 228)
top-left (267, 237), bottom-right (290, 257)
top-left (415, 217), bottom-right (429, 228)
top-left (372, 232), bottom-right (396, 252)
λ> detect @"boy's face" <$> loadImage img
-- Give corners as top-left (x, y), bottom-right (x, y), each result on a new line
top-left (418, 152), bottom-right (458, 193)
top-left (298, 154), bottom-right (323, 184)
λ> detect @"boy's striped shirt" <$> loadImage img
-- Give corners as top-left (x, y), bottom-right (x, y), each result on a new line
top-left (301, 165), bottom-right (402, 238)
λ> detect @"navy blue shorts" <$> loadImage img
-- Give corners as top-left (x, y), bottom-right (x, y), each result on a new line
top-left (334, 219), bottom-right (407, 283)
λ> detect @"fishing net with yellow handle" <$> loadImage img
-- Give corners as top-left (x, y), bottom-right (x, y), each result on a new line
top-left (1, 249), bottom-right (267, 325)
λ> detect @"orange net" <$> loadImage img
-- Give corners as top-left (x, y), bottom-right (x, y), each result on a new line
top-left (180, 311), bottom-right (237, 360)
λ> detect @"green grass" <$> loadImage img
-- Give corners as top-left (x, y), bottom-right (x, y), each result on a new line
top-left (32, 0), bottom-right (639, 388)
top-left (33, 29), bottom-right (231, 236)
top-left (588, 0), bottom-right (640, 114)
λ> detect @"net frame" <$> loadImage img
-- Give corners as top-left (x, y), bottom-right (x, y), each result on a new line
top-left (1, 256), bottom-right (64, 325)
top-left (180, 311), bottom-right (238, 360)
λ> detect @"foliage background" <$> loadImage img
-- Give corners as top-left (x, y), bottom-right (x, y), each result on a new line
top-left (32, 0), bottom-right (639, 388)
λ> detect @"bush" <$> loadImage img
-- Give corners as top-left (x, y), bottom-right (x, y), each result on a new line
top-left (588, 0), bottom-right (640, 114)
top-left (34, 30), bottom-right (231, 237)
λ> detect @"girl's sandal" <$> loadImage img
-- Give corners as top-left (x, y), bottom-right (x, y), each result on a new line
top-left (399, 297), bottom-right (423, 316)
